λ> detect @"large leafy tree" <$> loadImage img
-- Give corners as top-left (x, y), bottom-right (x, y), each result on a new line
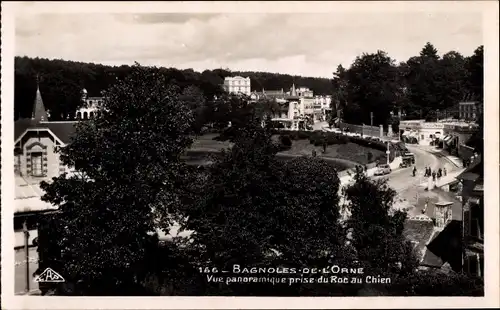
top-left (342, 51), bottom-right (402, 126)
top-left (465, 45), bottom-right (484, 102)
top-left (438, 51), bottom-right (469, 111)
top-left (403, 42), bottom-right (443, 118)
top-left (39, 64), bottom-right (197, 294)
top-left (343, 168), bottom-right (418, 280)
top-left (182, 116), bottom-right (353, 295)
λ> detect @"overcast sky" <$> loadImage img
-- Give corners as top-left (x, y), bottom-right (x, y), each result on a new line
top-left (15, 6), bottom-right (483, 78)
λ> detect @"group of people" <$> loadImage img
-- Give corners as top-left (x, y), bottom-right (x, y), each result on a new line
top-left (423, 166), bottom-right (447, 181)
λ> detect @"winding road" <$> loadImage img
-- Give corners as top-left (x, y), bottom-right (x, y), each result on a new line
top-left (373, 144), bottom-right (462, 213)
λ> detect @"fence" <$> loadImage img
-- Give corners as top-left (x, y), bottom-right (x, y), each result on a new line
top-left (339, 122), bottom-right (385, 138)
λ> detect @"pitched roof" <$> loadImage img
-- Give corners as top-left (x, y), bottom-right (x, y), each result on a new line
top-left (14, 120), bottom-right (78, 145)
top-left (15, 118), bottom-right (37, 141)
top-left (425, 220), bottom-right (463, 272)
top-left (421, 231), bottom-right (444, 268)
top-left (43, 122), bottom-right (78, 144)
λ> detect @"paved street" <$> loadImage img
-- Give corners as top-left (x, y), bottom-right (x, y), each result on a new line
top-left (374, 145), bottom-right (463, 216)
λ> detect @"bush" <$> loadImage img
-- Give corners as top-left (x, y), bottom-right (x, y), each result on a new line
top-left (367, 152), bottom-right (373, 162)
top-left (280, 135), bottom-right (292, 149)
top-left (326, 135), bottom-right (337, 145)
top-left (297, 131), bottom-right (310, 140)
top-left (314, 137), bottom-right (324, 147)
top-left (338, 135), bottom-right (349, 144)
top-left (288, 131), bottom-right (299, 140)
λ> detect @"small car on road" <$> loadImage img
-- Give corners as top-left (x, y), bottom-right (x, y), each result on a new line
top-left (374, 164), bottom-right (392, 176)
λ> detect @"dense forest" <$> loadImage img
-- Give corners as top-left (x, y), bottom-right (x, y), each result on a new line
top-left (15, 42), bottom-right (483, 128)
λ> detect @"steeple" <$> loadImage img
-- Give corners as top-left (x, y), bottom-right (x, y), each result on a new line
top-left (32, 75), bottom-right (49, 123)
top-left (291, 83), bottom-right (296, 96)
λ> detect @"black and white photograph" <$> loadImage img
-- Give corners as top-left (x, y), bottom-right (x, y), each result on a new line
top-left (1, 1), bottom-right (499, 309)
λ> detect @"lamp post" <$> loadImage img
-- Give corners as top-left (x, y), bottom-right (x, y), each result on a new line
top-left (386, 142), bottom-right (391, 165)
top-left (23, 220), bottom-right (30, 293)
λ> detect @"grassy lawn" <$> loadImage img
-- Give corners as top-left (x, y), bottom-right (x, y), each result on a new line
top-left (279, 139), bottom-right (385, 165)
top-left (190, 134), bottom-right (233, 152)
top-left (190, 134), bottom-right (386, 166)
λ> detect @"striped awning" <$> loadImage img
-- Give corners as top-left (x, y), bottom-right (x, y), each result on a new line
top-left (443, 135), bottom-right (452, 142)
top-left (445, 135), bottom-right (456, 145)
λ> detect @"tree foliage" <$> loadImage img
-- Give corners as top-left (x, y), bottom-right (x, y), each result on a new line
top-left (341, 51), bottom-right (403, 126)
top-left (333, 42), bottom-right (482, 124)
top-left (343, 167), bottom-right (419, 277)
top-left (39, 64), bottom-right (196, 294)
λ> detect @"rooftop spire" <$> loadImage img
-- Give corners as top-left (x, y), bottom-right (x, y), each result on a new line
top-left (32, 76), bottom-right (49, 123)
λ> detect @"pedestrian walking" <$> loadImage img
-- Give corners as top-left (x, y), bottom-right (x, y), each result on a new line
top-left (424, 167), bottom-right (428, 177)
top-left (438, 168), bottom-right (442, 178)
top-left (423, 199), bottom-right (428, 214)
top-left (444, 167), bottom-right (447, 176)
top-left (432, 171), bottom-right (436, 181)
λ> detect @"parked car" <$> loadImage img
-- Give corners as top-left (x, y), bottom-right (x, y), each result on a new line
top-left (400, 161), bottom-right (414, 168)
top-left (374, 164), bottom-right (392, 176)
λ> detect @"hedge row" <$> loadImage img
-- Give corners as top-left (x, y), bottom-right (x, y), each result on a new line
top-left (273, 130), bottom-right (391, 152)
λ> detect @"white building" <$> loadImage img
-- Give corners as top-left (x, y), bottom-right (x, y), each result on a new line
top-left (223, 76), bottom-right (251, 96)
top-left (75, 89), bottom-right (103, 120)
top-left (400, 120), bottom-right (479, 147)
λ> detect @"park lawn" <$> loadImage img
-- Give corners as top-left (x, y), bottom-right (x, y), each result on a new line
top-left (279, 139), bottom-right (385, 165)
top-left (191, 134), bottom-right (385, 165)
top-left (190, 133), bottom-right (233, 152)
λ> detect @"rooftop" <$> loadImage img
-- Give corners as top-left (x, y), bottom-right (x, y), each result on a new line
top-left (403, 218), bottom-right (434, 261)
top-left (425, 220), bottom-right (463, 272)
top-left (15, 175), bottom-right (58, 214)
top-left (15, 119), bottom-right (78, 145)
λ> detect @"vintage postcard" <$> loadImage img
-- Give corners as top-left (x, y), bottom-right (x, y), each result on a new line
top-left (1, 1), bottom-right (499, 309)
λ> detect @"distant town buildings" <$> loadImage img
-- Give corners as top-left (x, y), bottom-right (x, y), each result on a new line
top-left (399, 120), bottom-right (479, 153)
top-left (459, 101), bottom-right (482, 121)
top-left (223, 76), bottom-right (251, 96)
top-left (249, 83), bottom-right (332, 129)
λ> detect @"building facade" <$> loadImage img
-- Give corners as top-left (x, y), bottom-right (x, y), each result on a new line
top-left (459, 101), bottom-right (482, 121)
top-left (14, 86), bottom-right (95, 244)
top-left (458, 156), bottom-right (484, 277)
top-left (399, 120), bottom-right (478, 152)
top-left (223, 76), bottom-right (251, 96)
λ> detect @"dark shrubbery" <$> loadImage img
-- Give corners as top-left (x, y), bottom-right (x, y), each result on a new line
top-left (367, 151), bottom-right (373, 162)
top-left (297, 131), bottom-right (311, 140)
top-left (279, 134), bottom-right (293, 150)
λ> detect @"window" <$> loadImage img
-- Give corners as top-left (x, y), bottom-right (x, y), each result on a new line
top-left (89, 100), bottom-right (93, 105)
top-left (13, 215), bottom-right (38, 232)
top-left (89, 112), bottom-right (94, 119)
top-left (31, 152), bottom-right (43, 177)
top-left (83, 112), bottom-right (88, 120)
